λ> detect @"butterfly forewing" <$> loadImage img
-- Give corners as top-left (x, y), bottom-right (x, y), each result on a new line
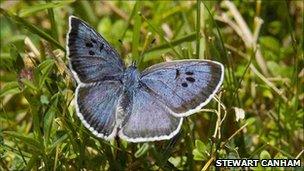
top-left (67, 16), bottom-right (124, 84)
top-left (140, 60), bottom-right (224, 117)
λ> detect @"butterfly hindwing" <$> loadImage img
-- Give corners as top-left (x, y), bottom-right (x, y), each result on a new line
top-left (140, 60), bottom-right (224, 117)
top-left (67, 16), bottom-right (124, 84)
top-left (119, 87), bottom-right (183, 142)
top-left (76, 81), bottom-right (123, 139)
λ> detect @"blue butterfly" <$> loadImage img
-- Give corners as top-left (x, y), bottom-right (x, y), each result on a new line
top-left (67, 16), bottom-right (224, 142)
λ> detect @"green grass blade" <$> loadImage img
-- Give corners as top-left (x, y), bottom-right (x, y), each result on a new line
top-left (146, 32), bottom-right (196, 53)
top-left (18, 0), bottom-right (74, 17)
top-left (120, 2), bottom-right (138, 41)
top-left (47, 134), bottom-right (68, 153)
top-left (9, 44), bottom-right (24, 73)
top-left (78, 0), bottom-right (97, 24)
top-left (141, 14), bottom-right (183, 59)
top-left (43, 93), bottom-right (59, 141)
top-left (202, 2), bottom-right (238, 103)
top-left (196, 0), bottom-right (201, 59)
top-left (283, 1), bottom-right (300, 116)
top-left (25, 155), bottom-right (38, 170)
top-left (132, 2), bottom-right (142, 64)
top-left (3, 131), bottom-right (43, 152)
top-left (0, 81), bottom-right (20, 97)
top-left (36, 59), bottom-right (54, 89)
top-left (46, 0), bottom-right (59, 41)
top-left (0, 8), bottom-right (65, 51)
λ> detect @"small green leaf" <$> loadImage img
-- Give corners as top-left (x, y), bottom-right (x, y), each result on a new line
top-left (262, 89), bottom-right (273, 99)
top-left (196, 140), bottom-right (206, 151)
top-left (192, 140), bottom-right (209, 161)
top-left (135, 143), bottom-right (149, 158)
top-left (10, 44), bottom-right (24, 72)
top-left (267, 61), bottom-right (293, 77)
top-left (259, 36), bottom-right (280, 53)
top-left (192, 149), bottom-right (205, 161)
top-left (267, 21), bottom-right (282, 35)
top-left (40, 95), bottom-right (49, 104)
top-left (260, 150), bottom-right (271, 159)
top-left (259, 150), bottom-right (272, 171)
top-left (246, 117), bottom-right (256, 126)
top-left (168, 156), bottom-right (187, 169)
top-left (0, 82), bottom-right (21, 97)
top-left (36, 59), bottom-right (54, 89)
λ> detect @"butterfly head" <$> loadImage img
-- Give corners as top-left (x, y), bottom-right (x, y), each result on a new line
top-left (122, 65), bottom-right (140, 89)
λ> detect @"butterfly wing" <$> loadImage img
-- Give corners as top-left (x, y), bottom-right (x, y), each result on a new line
top-left (118, 87), bottom-right (183, 142)
top-left (76, 81), bottom-right (123, 139)
top-left (67, 16), bottom-right (125, 139)
top-left (67, 16), bottom-right (124, 84)
top-left (140, 59), bottom-right (224, 117)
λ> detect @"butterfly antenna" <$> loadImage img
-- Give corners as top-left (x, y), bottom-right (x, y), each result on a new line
top-left (118, 39), bottom-right (123, 45)
top-left (137, 32), bottom-right (155, 67)
top-left (131, 60), bottom-right (137, 67)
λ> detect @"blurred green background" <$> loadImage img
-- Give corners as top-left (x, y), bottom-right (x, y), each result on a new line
top-left (0, 0), bottom-right (303, 170)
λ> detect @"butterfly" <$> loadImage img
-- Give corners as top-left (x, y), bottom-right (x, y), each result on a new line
top-left (66, 16), bottom-right (224, 142)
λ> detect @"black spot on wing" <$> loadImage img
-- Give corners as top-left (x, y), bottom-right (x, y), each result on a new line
top-left (186, 77), bottom-right (195, 83)
top-left (91, 38), bottom-right (97, 44)
top-left (89, 50), bottom-right (95, 55)
top-left (99, 43), bottom-right (104, 51)
top-left (185, 71), bottom-right (193, 75)
top-left (175, 69), bottom-right (180, 79)
top-left (181, 82), bottom-right (188, 87)
top-left (86, 42), bottom-right (93, 48)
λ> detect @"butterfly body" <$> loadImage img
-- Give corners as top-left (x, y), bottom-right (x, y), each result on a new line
top-left (67, 16), bottom-right (224, 142)
top-left (122, 65), bottom-right (140, 89)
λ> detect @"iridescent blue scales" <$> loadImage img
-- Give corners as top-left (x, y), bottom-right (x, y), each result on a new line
top-left (67, 16), bottom-right (224, 142)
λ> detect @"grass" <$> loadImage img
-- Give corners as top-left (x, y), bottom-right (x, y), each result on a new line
top-left (0, 0), bottom-right (303, 170)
